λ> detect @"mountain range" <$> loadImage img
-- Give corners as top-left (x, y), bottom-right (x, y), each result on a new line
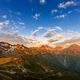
top-left (0, 42), bottom-right (80, 80)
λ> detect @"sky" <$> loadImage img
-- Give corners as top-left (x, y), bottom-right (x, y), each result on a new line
top-left (0, 0), bottom-right (80, 47)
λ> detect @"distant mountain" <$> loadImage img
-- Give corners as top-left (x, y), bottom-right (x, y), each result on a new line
top-left (61, 44), bottom-right (80, 55)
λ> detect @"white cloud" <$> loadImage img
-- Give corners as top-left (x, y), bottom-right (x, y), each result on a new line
top-left (32, 27), bottom-right (43, 37)
top-left (58, 1), bottom-right (77, 8)
top-left (56, 14), bottom-right (66, 19)
top-left (33, 13), bottom-right (40, 20)
top-left (40, 0), bottom-right (46, 4)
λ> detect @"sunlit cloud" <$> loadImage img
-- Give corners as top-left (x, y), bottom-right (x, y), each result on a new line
top-left (55, 37), bottom-right (80, 46)
top-left (53, 30), bottom-right (80, 46)
top-left (0, 27), bottom-right (80, 47)
top-left (0, 32), bottom-right (47, 47)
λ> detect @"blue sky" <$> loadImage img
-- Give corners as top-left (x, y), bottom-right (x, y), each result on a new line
top-left (0, 0), bottom-right (80, 46)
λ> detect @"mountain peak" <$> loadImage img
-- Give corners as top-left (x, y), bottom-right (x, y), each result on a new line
top-left (62, 44), bottom-right (80, 54)
top-left (68, 44), bottom-right (80, 50)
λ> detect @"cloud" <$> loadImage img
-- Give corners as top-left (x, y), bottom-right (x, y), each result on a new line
top-left (53, 30), bottom-right (80, 46)
top-left (10, 28), bottom-right (19, 36)
top-left (48, 34), bottom-right (64, 43)
top-left (43, 26), bottom-right (62, 38)
top-left (40, 0), bottom-right (46, 4)
top-left (58, 1), bottom-right (77, 8)
top-left (0, 32), bottom-right (29, 45)
top-left (15, 12), bottom-right (21, 16)
top-left (55, 37), bottom-right (80, 46)
top-left (42, 26), bottom-right (64, 44)
top-left (55, 26), bottom-right (62, 31)
top-left (0, 25), bottom-right (79, 47)
top-left (43, 29), bottom-right (57, 38)
top-left (0, 32), bottom-right (47, 47)
top-left (2, 15), bottom-right (7, 19)
top-left (0, 20), bottom-right (10, 30)
top-left (56, 14), bottom-right (66, 19)
top-left (31, 26), bottom-right (63, 46)
top-left (67, 11), bottom-right (72, 14)
top-left (51, 9), bottom-right (58, 15)
top-left (33, 13), bottom-right (40, 20)
top-left (31, 27), bottom-right (43, 37)
top-left (18, 22), bottom-right (25, 25)
top-left (4, 20), bottom-right (10, 25)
